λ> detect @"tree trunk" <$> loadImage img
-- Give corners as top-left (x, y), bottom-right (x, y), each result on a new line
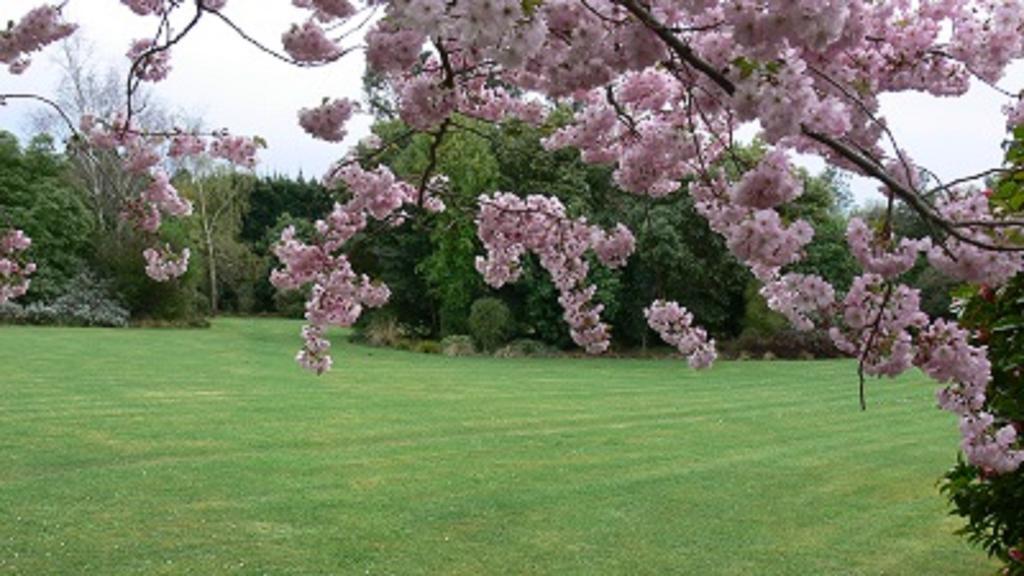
top-left (198, 182), bottom-right (219, 316)
top-left (206, 226), bottom-right (218, 316)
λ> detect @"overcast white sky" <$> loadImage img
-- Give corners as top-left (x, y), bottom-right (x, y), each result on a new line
top-left (2, 0), bottom-right (1022, 205)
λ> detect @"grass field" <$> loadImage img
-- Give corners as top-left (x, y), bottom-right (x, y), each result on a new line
top-left (0, 318), bottom-right (996, 575)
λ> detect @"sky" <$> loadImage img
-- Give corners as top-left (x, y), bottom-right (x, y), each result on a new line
top-left (2, 0), bottom-right (1023, 205)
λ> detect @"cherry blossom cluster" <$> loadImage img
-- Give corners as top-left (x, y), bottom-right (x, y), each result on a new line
top-left (381, 51), bottom-right (548, 133)
top-left (1006, 99), bottom-right (1024, 130)
top-left (271, 163), bottom-right (426, 373)
top-left (121, 0), bottom-right (167, 16)
top-left (829, 274), bottom-right (929, 377)
top-left (80, 115), bottom-right (192, 246)
top-left (912, 319), bottom-right (1021, 474)
top-left (730, 150), bottom-right (801, 209)
top-left (365, 23), bottom-right (424, 74)
top-left (168, 132), bottom-right (206, 158)
top-left (298, 98), bottom-right (357, 142)
top-left (759, 272), bottom-right (836, 332)
top-left (0, 5), bottom-right (76, 74)
top-left (644, 300), bottom-right (717, 369)
top-left (120, 0), bottom-right (227, 16)
top-left (0, 229), bottom-right (36, 304)
top-left (847, 218), bottom-right (925, 280)
top-left (475, 193), bottom-right (635, 354)
top-left (447, 76), bottom-right (548, 128)
top-left (958, 413), bottom-right (1024, 475)
top-left (542, 73), bottom-right (704, 198)
top-left (918, 319), bottom-right (990, 417)
top-left (143, 245), bottom-right (191, 282)
top-left (293, 0), bottom-right (355, 22)
top-left (127, 39), bottom-right (171, 82)
top-left (805, 280), bottom-right (1013, 467)
top-left (924, 194), bottom-right (1024, 287)
top-left (208, 132), bottom-right (260, 169)
top-left (760, 266), bottom-right (1022, 474)
top-left (689, 170), bottom-right (815, 272)
top-left (948, 0), bottom-right (1024, 85)
top-left (282, 20), bottom-right (343, 64)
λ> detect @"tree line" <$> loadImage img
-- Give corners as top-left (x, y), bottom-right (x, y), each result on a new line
top-left (0, 116), bottom-right (954, 353)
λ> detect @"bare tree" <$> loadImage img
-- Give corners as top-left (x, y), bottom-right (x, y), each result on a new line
top-left (30, 37), bottom-right (172, 232)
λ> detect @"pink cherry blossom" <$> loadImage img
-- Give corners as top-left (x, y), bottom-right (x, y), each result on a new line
top-left (645, 300), bottom-right (717, 369)
top-left (0, 5), bottom-right (76, 74)
top-left (143, 245), bottom-right (190, 282)
top-left (298, 98), bottom-right (357, 143)
top-left (475, 193), bottom-right (635, 354)
top-left (0, 229), bottom-right (35, 304)
top-left (126, 39), bottom-right (171, 82)
top-left (847, 218), bottom-right (924, 279)
top-left (282, 19), bottom-right (341, 63)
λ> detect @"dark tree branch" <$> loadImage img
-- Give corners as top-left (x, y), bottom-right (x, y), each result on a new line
top-left (0, 93), bottom-right (79, 135)
top-left (857, 282), bottom-right (895, 411)
top-left (614, 0), bottom-right (736, 95)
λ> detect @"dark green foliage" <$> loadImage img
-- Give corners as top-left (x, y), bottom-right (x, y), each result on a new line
top-left (440, 334), bottom-right (476, 356)
top-left (379, 119), bottom-right (496, 337)
top-left (175, 170), bottom-right (264, 315)
top-left (942, 456), bottom-right (1024, 571)
top-left (350, 219), bottom-right (436, 334)
top-left (358, 311), bottom-right (408, 348)
top-left (238, 175), bottom-right (335, 315)
top-left (412, 339), bottom-right (442, 354)
top-left (420, 215), bottom-right (484, 336)
top-left (92, 224), bottom-right (205, 321)
top-left (0, 132), bottom-right (94, 302)
top-left (495, 338), bottom-right (558, 358)
top-left (914, 267), bottom-right (959, 319)
top-left (722, 329), bottom-right (842, 360)
top-left (940, 129), bottom-right (1024, 574)
top-left (943, 276), bottom-right (1024, 568)
top-left (612, 193), bottom-right (749, 345)
top-left (342, 118), bottom-right (854, 350)
top-left (241, 175), bottom-right (333, 245)
top-left (739, 281), bottom-right (789, 337)
top-left (468, 297), bottom-right (515, 352)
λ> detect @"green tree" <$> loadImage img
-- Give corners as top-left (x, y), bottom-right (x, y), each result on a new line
top-left (176, 168), bottom-right (259, 315)
top-left (0, 132), bottom-right (94, 302)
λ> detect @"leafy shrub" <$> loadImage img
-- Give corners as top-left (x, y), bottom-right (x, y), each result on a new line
top-left (721, 329), bottom-right (842, 360)
top-left (272, 288), bottom-right (308, 319)
top-left (129, 317), bottom-right (211, 329)
top-left (50, 273), bottom-right (131, 327)
top-left (0, 272), bottom-right (130, 327)
top-left (413, 340), bottom-right (442, 355)
top-left (940, 274), bottom-right (1024, 572)
top-left (0, 302), bottom-right (22, 321)
top-left (494, 338), bottom-right (557, 358)
top-left (468, 297), bottom-right (514, 352)
top-left (397, 338), bottom-right (413, 351)
top-left (740, 282), bottom-right (789, 336)
top-left (362, 313), bottom-right (407, 348)
top-left (441, 335), bottom-right (476, 357)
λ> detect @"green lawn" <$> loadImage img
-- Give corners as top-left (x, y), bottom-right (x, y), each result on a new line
top-left (0, 318), bottom-right (995, 575)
